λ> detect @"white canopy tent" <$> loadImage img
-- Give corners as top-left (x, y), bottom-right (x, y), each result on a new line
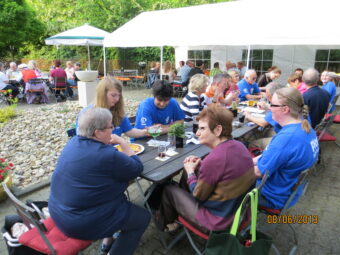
top-left (104, 0), bottom-right (340, 73)
top-left (45, 24), bottom-right (110, 72)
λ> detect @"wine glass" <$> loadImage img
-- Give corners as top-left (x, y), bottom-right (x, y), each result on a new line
top-left (148, 126), bottom-right (162, 143)
top-left (158, 144), bottom-right (167, 158)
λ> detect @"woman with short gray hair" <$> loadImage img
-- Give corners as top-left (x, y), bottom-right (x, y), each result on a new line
top-left (49, 107), bottom-right (150, 255)
top-left (180, 73), bottom-right (209, 123)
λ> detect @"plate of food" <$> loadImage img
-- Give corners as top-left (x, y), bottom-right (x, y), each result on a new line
top-left (114, 143), bottom-right (145, 155)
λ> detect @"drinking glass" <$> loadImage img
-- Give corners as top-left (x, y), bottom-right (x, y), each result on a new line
top-left (148, 126), bottom-right (162, 142)
top-left (167, 133), bottom-right (176, 151)
top-left (158, 144), bottom-right (167, 158)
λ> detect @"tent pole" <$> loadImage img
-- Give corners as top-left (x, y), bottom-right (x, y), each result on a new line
top-left (246, 45), bottom-right (251, 69)
top-left (87, 44), bottom-right (91, 70)
top-left (160, 46), bottom-right (163, 78)
top-left (103, 46), bottom-right (106, 77)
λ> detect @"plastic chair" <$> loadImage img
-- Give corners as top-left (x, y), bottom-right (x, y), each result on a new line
top-left (259, 168), bottom-right (311, 255)
top-left (2, 183), bottom-right (92, 255)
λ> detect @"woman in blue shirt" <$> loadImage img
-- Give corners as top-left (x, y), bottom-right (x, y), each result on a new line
top-left (321, 71), bottom-right (337, 112)
top-left (253, 87), bottom-right (319, 209)
top-left (77, 77), bottom-right (148, 138)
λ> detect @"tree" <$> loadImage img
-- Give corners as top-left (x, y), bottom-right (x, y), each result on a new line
top-left (0, 0), bottom-right (45, 59)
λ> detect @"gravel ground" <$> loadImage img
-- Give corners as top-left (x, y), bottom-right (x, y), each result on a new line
top-left (0, 88), bottom-right (153, 188)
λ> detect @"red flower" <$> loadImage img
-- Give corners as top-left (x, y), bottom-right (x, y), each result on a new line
top-left (0, 158), bottom-right (5, 163)
top-left (9, 163), bottom-right (13, 167)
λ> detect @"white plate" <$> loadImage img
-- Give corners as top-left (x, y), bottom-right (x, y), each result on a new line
top-left (114, 143), bottom-right (145, 155)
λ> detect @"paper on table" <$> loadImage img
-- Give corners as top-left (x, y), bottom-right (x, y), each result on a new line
top-left (186, 137), bottom-right (199, 145)
top-left (155, 156), bottom-right (170, 161)
top-left (166, 150), bottom-right (178, 156)
top-left (147, 140), bottom-right (170, 147)
top-left (242, 107), bottom-right (265, 114)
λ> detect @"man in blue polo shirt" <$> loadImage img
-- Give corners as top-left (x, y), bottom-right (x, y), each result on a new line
top-left (135, 80), bottom-right (184, 133)
top-left (237, 69), bottom-right (263, 101)
top-left (302, 68), bottom-right (330, 128)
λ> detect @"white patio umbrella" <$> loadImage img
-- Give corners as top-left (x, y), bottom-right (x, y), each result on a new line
top-left (45, 24), bottom-right (110, 72)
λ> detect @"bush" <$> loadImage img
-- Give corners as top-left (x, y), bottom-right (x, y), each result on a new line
top-left (0, 105), bottom-right (17, 123)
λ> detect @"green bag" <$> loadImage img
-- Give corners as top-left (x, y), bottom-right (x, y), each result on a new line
top-left (205, 188), bottom-right (273, 255)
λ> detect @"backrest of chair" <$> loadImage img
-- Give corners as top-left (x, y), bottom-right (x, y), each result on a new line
top-left (128, 115), bottom-right (136, 126)
top-left (2, 183), bottom-right (56, 255)
top-left (328, 93), bottom-right (340, 113)
top-left (315, 114), bottom-right (336, 141)
top-left (280, 168), bottom-right (310, 214)
top-left (28, 78), bottom-right (44, 85)
top-left (54, 77), bottom-right (66, 88)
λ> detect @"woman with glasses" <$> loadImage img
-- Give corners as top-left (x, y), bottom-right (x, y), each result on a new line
top-left (253, 87), bottom-right (319, 210)
top-left (76, 77), bottom-right (148, 138)
top-left (155, 104), bottom-right (255, 233)
top-left (49, 107), bottom-right (150, 255)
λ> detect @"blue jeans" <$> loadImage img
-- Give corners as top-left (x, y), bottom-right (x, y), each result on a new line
top-left (109, 203), bottom-right (151, 255)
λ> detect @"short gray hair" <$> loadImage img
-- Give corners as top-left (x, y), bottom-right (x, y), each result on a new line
top-left (188, 74), bottom-right (209, 93)
top-left (266, 82), bottom-right (286, 96)
top-left (212, 73), bottom-right (230, 84)
top-left (302, 68), bottom-right (319, 86)
top-left (27, 60), bottom-right (36, 70)
top-left (78, 107), bottom-right (112, 138)
top-left (10, 62), bottom-right (16, 67)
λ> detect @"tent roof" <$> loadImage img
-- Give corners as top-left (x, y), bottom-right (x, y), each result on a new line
top-left (104, 0), bottom-right (340, 47)
top-left (45, 24), bottom-right (110, 46)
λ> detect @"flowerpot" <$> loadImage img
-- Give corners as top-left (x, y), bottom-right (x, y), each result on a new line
top-left (175, 136), bottom-right (184, 148)
top-left (0, 175), bottom-right (12, 202)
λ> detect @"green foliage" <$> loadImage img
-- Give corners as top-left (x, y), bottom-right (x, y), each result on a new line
top-left (0, 0), bottom-right (45, 59)
top-left (0, 104), bottom-right (17, 124)
top-left (3, 0), bottom-right (230, 62)
top-left (169, 123), bottom-right (185, 138)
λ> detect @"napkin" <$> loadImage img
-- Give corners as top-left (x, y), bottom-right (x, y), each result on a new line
top-left (147, 140), bottom-right (170, 147)
top-left (155, 156), bottom-right (170, 161)
top-left (186, 137), bottom-right (200, 145)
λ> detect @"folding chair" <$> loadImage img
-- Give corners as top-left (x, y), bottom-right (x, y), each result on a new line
top-left (168, 172), bottom-right (269, 254)
top-left (314, 113), bottom-right (340, 174)
top-left (172, 76), bottom-right (186, 98)
top-left (51, 77), bottom-right (67, 102)
top-left (26, 78), bottom-right (48, 104)
top-left (259, 168), bottom-right (311, 255)
top-left (2, 183), bottom-right (92, 255)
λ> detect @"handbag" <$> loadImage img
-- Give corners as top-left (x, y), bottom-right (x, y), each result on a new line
top-left (205, 188), bottom-right (273, 255)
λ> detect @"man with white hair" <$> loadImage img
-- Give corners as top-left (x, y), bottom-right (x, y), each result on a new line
top-left (302, 68), bottom-right (330, 128)
top-left (237, 69), bottom-right (263, 101)
top-left (6, 62), bottom-right (18, 79)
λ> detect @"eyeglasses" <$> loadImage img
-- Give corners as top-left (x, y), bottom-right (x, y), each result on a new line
top-left (102, 125), bottom-right (114, 130)
top-left (270, 103), bottom-right (286, 108)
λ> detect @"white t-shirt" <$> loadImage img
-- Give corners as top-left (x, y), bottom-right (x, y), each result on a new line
top-left (0, 72), bottom-right (9, 90)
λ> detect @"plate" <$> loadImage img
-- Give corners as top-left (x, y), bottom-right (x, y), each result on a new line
top-left (114, 143), bottom-right (145, 155)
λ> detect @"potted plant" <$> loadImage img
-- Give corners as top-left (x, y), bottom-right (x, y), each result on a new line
top-left (169, 123), bottom-right (185, 148)
top-left (0, 158), bottom-right (13, 202)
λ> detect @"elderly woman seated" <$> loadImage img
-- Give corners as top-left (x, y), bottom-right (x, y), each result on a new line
top-left (48, 107), bottom-right (150, 255)
top-left (155, 104), bottom-right (256, 232)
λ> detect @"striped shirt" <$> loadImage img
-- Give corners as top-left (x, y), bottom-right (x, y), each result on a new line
top-left (180, 92), bottom-right (206, 122)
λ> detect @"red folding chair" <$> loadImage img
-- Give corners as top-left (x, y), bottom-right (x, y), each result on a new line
top-left (2, 183), bottom-right (92, 255)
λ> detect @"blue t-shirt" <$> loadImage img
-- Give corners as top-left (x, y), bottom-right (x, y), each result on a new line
top-left (264, 111), bottom-right (282, 133)
top-left (237, 79), bottom-right (260, 101)
top-left (322, 81), bottom-right (336, 112)
top-left (257, 123), bottom-right (319, 209)
top-left (76, 104), bottom-right (133, 136)
top-left (134, 97), bottom-right (185, 129)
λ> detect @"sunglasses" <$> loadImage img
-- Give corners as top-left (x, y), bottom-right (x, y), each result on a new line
top-left (270, 103), bottom-right (286, 108)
